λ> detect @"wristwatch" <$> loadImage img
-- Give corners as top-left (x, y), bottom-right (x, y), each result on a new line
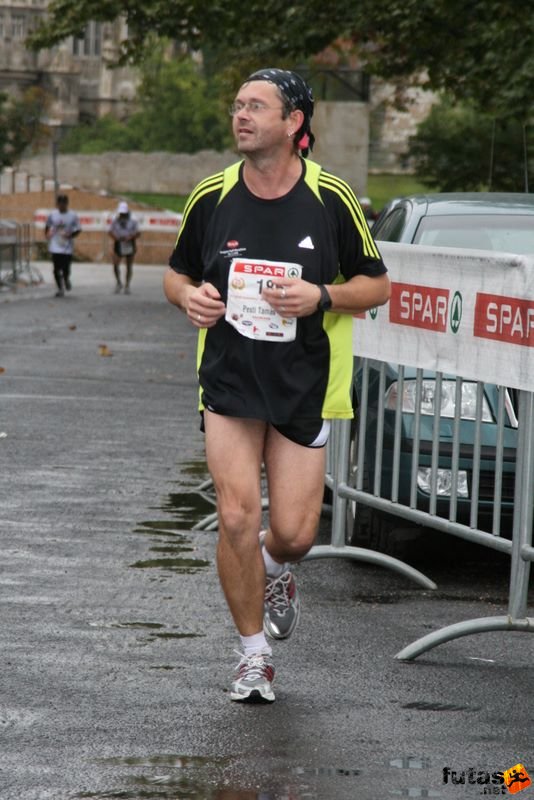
top-left (317, 284), bottom-right (332, 312)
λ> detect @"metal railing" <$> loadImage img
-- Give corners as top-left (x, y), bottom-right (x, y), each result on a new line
top-left (307, 360), bottom-right (533, 660)
top-left (0, 221), bottom-right (42, 290)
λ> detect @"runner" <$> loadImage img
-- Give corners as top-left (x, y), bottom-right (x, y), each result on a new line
top-left (164, 67), bottom-right (390, 703)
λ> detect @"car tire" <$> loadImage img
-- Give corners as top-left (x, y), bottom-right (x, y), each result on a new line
top-left (345, 420), bottom-right (420, 560)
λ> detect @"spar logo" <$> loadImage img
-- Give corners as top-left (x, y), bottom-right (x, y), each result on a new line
top-left (474, 293), bottom-right (534, 347)
top-left (450, 291), bottom-right (463, 333)
top-left (390, 282), bottom-right (451, 332)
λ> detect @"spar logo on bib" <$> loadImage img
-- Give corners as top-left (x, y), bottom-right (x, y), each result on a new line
top-left (474, 293), bottom-right (534, 347)
top-left (390, 282), bottom-right (450, 333)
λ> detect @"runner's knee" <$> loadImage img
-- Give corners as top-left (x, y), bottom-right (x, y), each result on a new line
top-left (217, 499), bottom-right (261, 542)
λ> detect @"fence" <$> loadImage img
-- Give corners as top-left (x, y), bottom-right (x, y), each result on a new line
top-left (0, 221), bottom-right (42, 290)
top-left (33, 208), bottom-right (182, 265)
top-left (305, 241), bottom-right (534, 659)
top-left (189, 241), bottom-right (534, 660)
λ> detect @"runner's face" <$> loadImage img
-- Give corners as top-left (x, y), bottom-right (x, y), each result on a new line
top-left (232, 81), bottom-right (295, 155)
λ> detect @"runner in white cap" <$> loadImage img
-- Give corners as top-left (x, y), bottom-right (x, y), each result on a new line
top-left (108, 201), bottom-right (140, 294)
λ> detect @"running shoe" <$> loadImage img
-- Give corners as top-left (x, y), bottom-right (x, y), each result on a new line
top-left (264, 570), bottom-right (301, 639)
top-left (259, 530), bottom-right (301, 640)
top-left (230, 650), bottom-right (275, 703)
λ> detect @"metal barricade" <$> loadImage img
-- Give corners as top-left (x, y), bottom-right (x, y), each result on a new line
top-left (313, 359), bottom-right (534, 660)
top-left (303, 413), bottom-right (437, 590)
top-left (0, 219), bottom-right (17, 287)
top-left (0, 220), bottom-right (42, 290)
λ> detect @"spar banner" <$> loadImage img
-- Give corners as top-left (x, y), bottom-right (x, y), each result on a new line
top-left (353, 241), bottom-right (534, 392)
top-left (34, 209), bottom-right (182, 233)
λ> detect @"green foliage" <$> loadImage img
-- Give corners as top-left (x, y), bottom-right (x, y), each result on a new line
top-left (0, 87), bottom-right (52, 167)
top-left (61, 56), bottom-right (233, 155)
top-left (26, 0), bottom-right (534, 119)
top-left (61, 115), bottom-right (141, 153)
top-left (366, 174), bottom-right (427, 212)
top-left (409, 98), bottom-right (534, 192)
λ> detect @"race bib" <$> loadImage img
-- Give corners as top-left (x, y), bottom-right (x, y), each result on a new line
top-left (225, 258), bottom-right (302, 342)
top-left (119, 240), bottom-right (134, 256)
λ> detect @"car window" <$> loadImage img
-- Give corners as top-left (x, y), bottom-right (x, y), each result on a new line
top-left (373, 207), bottom-right (408, 242)
top-left (414, 214), bottom-right (534, 255)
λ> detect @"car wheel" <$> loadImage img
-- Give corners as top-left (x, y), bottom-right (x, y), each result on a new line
top-left (345, 421), bottom-right (420, 559)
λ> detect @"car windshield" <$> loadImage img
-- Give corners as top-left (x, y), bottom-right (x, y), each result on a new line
top-left (413, 213), bottom-right (534, 255)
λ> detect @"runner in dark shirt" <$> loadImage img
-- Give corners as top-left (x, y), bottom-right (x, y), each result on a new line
top-left (165, 67), bottom-right (390, 703)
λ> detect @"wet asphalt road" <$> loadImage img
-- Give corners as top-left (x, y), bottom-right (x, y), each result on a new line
top-left (1, 262), bottom-right (533, 800)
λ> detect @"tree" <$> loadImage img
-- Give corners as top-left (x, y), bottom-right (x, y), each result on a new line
top-left (60, 53), bottom-right (232, 154)
top-left (27, 0), bottom-right (534, 119)
top-left (408, 98), bottom-right (534, 192)
top-left (0, 87), bottom-right (52, 167)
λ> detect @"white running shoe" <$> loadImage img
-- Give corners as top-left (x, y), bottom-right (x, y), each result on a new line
top-left (259, 531), bottom-right (301, 640)
top-left (230, 650), bottom-right (275, 703)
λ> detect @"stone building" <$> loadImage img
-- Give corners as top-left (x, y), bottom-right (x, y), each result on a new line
top-left (0, 0), bottom-right (138, 125)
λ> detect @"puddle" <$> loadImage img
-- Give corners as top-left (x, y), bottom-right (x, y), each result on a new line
top-left (129, 557), bottom-right (210, 574)
top-left (158, 491), bottom-right (216, 527)
top-left (401, 701), bottom-right (480, 712)
top-left (148, 544), bottom-right (196, 554)
top-left (87, 622), bottom-right (203, 641)
top-left (134, 522), bottom-right (191, 536)
top-left (80, 753), bottom-right (304, 799)
top-left (178, 460), bottom-right (210, 482)
top-left (88, 621), bottom-right (166, 630)
top-left (148, 632), bottom-right (205, 640)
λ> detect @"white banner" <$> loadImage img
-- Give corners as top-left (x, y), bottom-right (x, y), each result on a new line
top-left (353, 241), bottom-right (534, 392)
top-left (34, 209), bottom-right (182, 233)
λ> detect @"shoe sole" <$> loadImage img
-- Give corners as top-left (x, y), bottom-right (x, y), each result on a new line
top-left (230, 688), bottom-right (275, 703)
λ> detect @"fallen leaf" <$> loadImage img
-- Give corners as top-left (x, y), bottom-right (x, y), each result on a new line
top-left (98, 344), bottom-right (113, 357)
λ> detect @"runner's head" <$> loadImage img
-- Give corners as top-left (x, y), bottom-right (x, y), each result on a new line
top-left (241, 68), bottom-right (315, 157)
top-left (56, 194), bottom-right (69, 211)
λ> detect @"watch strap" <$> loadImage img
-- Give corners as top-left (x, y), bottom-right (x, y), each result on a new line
top-left (317, 284), bottom-right (332, 311)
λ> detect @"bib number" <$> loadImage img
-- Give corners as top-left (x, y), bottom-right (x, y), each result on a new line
top-left (225, 258), bottom-right (302, 342)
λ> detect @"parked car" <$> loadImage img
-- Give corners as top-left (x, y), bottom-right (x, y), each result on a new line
top-left (350, 193), bottom-right (534, 556)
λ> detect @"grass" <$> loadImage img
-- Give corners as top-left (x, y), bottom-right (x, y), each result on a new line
top-left (125, 173), bottom-right (429, 215)
top-left (366, 173), bottom-right (428, 212)
top-left (123, 192), bottom-right (189, 212)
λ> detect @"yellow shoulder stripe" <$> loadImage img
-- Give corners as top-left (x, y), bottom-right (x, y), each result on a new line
top-left (218, 161), bottom-right (242, 204)
top-left (303, 159), bottom-right (324, 203)
top-left (319, 172), bottom-right (380, 258)
top-left (175, 171), bottom-right (225, 245)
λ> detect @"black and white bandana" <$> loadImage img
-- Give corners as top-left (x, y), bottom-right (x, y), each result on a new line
top-left (244, 67), bottom-right (315, 157)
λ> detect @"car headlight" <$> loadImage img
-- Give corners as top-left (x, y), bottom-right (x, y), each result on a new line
top-left (385, 379), bottom-right (493, 421)
top-left (417, 467), bottom-right (469, 498)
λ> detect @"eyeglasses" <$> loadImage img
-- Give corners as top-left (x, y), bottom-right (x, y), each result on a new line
top-left (228, 101), bottom-right (284, 116)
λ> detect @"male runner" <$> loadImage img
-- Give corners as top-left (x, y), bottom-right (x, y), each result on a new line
top-left (164, 68), bottom-right (390, 703)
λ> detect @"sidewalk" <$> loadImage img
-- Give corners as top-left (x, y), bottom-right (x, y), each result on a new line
top-left (1, 263), bottom-right (532, 800)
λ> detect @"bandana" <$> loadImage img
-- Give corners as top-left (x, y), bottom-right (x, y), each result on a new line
top-left (244, 68), bottom-right (315, 157)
